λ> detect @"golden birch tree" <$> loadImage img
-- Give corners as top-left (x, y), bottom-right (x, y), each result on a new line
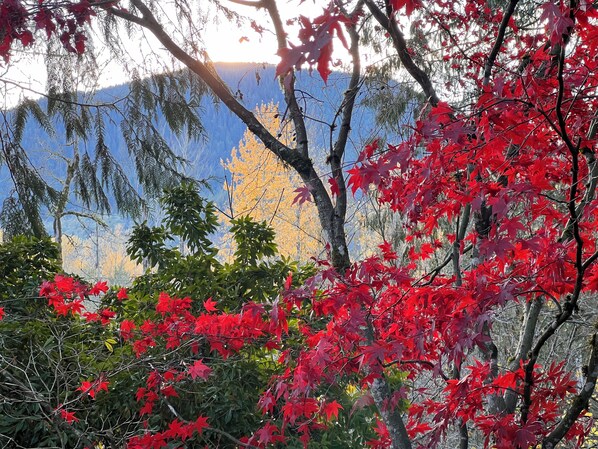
top-left (223, 103), bottom-right (321, 261)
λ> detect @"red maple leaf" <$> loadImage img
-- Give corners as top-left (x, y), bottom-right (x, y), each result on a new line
top-left (54, 274), bottom-right (75, 293)
top-left (89, 280), bottom-right (108, 296)
top-left (284, 272), bottom-right (293, 290)
top-left (96, 380), bottom-right (109, 394)
top-left (161, 385), bottom-right (179, 398)
top-left (58, 408), bottom-right (79, 424)
top-left (321, 400), bottom-right (343, 420)
top-left (99, 308), bottom-right (116, 325)
top-left (193, 416), bottom-right (209, 434)
top-left (164, 419), bottom-right (185, 439)
top-left (258, 390), bottom-right (276, 415)
top-left (77, 381), bottom-right (94, 398)
top-left (328, 177), bottom-right (340, 196)
top-left (389, 0), bottom-right (422, 16)
top-left (116, 287), bottom-right (128, 300)
top-left (540, 1), bottom-right (575, 45)
top-left (292, 186), bottom-right (313, 205)
top-left (256, 421), bottom-right (281, 445)
top-left (203, 297), bottom-right (218, 313)
top-left (120, 319), bottom-right (136, 340)
top-left (188, 359), bottom-right (212, 380)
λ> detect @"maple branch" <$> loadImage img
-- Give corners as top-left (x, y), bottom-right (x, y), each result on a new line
top-left (451, 363), bottom-right (469, 449)
top-left (364, 0), bottom-right (439, 106)
top-left (227, 0), bottom-right (265, 7)
top-left (561, 118), bottom-right (598, 242)
top-left (526, 48), bottom-right (593, 426)
top-left (504, 297), bottom-right (542, 413)
top-left (541, 332), bottom-right (598, 449)
top-left (261, 0), bottom-right (309, 160)
top-left (383, 359), bottom-right (449, 380)
top-left (330, 19), bottom-right (362, 238)
top-left (417, 244), bottom-right (473, 286)
top-left (583, 249), bottom-right (598, 271)
top-left (370, 377), bottom-right (413, 449)
top-left (555, 45), bottom-right (578, 155)
top-left (482, 0), bottom-right (519, 86)
top-left (364, 322), bottom-right (412, 449)
top-left (452, 204), bottom-right (471, 287)
top-left (521, 284), bottom-right (584, 425)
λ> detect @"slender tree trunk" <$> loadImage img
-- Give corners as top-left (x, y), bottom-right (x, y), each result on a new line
top-left (53, 145), bottom-right (79, 268)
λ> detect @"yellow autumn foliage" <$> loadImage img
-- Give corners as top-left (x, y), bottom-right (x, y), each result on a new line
top-left (62, 225), bottom-right (141, 284)
top-left (223, 102), bottom-right (322, 261)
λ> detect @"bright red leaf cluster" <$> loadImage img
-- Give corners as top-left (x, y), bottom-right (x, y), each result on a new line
top-left (39, 274), bottom-right (117, 324)
top-left (77, 377), bottom-right (109, 399)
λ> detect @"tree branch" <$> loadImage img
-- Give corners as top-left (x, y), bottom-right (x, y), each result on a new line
top-left (504, 297), bottom-right (542, 413)
top-left (330, 17), bottom-right (362, 249)
top-left (364, 0), bottom-right (439, 106)
top-left (162, 397), bottom-right (261, 449)
top-left (541, 332), bottom-right (598, 449)
top-left (227, 0), bottom-right (265, 8)
top-left (262, 0), bottom-right (309, 159)
top-left (482, 0), bottom-right (520, 86)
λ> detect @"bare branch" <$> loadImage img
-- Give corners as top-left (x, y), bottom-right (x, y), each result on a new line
top-left (482, 0), bottom-right (520, 86)
top-left (364, 0), bottom-right (439, 106)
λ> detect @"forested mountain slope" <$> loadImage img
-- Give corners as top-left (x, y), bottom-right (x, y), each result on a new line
top-left (6, 62), bottom-right (381, 198)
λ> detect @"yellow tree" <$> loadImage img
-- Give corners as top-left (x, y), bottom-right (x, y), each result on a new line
top-left (223, 103), bottom-right (322, 261)
top-left (61, 225), bottom-right (142, 284)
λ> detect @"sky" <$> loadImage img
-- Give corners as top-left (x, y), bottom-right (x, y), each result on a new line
top-left (1, 1), bottom-right (333, 108)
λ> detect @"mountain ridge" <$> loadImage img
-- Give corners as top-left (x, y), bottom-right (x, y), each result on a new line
top-left (2, 62), bottom-right (381, 233)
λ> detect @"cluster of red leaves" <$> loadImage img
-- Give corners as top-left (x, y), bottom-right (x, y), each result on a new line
top-left (126, 291), bottom-right (276, 358)
top-left (13, 0), bottom-right (598, 446)
top-left (37, 272), bottom-right (351, 447)
top-left (276, 5), bottom-right (354, 83)
top-left (339, 0), bottom-right (598, 446)
top-left (0, 0), bottom-right (109, 62)
top-left (126, 416), bottom-right (209, 449)
top-left (39, 274), bottom-right (117, 324)
top-left (77, 377), bottom-right (109, 399)
top-left (36, 246), bottom-right (596, 448)
top-left (54, 378), bottom-right (109, 426)
top-left (57, 406), bottom-right (79, 424)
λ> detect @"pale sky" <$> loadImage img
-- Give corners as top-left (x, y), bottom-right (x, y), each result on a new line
top-left (1, 1), bottom-right (335, 108)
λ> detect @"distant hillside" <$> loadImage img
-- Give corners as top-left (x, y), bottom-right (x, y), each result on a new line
top-left (3, 62), bottom-right (384, 231)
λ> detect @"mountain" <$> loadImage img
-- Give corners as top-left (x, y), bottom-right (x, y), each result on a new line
top-left (2, 62), bottom-right (383, 232)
